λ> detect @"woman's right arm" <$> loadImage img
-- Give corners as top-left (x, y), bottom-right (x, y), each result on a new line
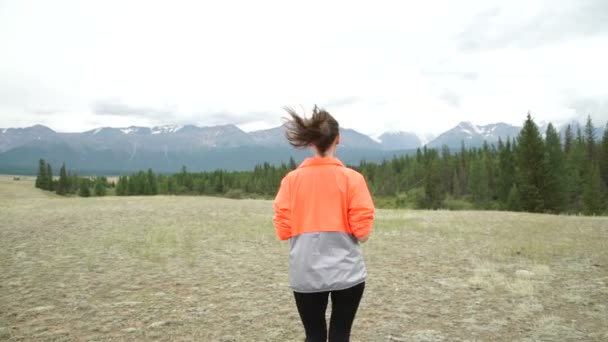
top-left (273, 176), bottom-right (292, 240)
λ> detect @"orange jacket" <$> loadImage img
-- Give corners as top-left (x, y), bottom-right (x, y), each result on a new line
top-left (273, 157), bottom-right (375, 240)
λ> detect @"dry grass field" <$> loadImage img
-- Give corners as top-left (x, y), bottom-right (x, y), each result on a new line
top-left (1, 175), bottom-right (607, 341)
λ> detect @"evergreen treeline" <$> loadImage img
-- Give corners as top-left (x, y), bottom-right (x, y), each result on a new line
top-left (35, 114), bottom-right (608, 215)
top-left (358, 114), bottom-right (607, 215)
top-left (35, 160), bottom-right (111, 197)
top-left (115, 159), bottom-right (297, 199)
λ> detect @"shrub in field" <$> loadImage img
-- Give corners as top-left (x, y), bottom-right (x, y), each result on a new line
top-left (443, 195), bottom-right (474, 211)
top-left (79, 183), bottom-right (91, 197)
top-left (225, 188), bottom-right (245, 199)
top-left (94, 181), bottom-right (106, 196)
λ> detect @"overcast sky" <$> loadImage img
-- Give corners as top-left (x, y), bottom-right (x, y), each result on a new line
top-left (1, 0), bottom-right (607, 136)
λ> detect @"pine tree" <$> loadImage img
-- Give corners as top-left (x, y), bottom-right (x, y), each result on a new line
top-left (79, 180), bottom-right (91, 197)
top-left (157, 175), bottom-right (169, 194)
top-left (485, 144), bottom-right (498, 201)
top-left (440, 145), bottom-right (453, 196)
top-left (147, 169), bottom-right (157, 195)
top-left (56, 163), bottom-right (68, 195)
top-left (468, 154), bottom-right (489, 208)
top-left (127, 175), bottom-right (137, 195)
top-left (564, 137), bottom-right (586, 212)
top-left (452, 171), bottom-right (461, 198)
top-left (214, 170), bottom-right (225, 194)
top-left (194, 178), bottom-right (205, 194)
top-left (516, 113), bottom-right (546, 212)
top-left (288, 156), bottom-right (297, 170)
top-left (497, 138), bottom-right (516, 205)
top-left (46, 163), bottom-right (54, 191)
top-left (94, 179), bottom-right (106, 196)
top-left (600, 123), bottom-right (608, 188)
top-left (564, 124), bottom-right (573, 155)
top-left (543, 123), bottom-right (566, 213)
top-left (116, 176), bottom-right (126, 195)
top-left (584, 115), bottom-right (597, 163)
top-left (457, 142), bottom-right (468, 196)
top-left (178, 165), bottom-right (193, 191)
top-left (36, 159), bottom-right (47, 189)
top-left (167, 177), bottom-right (176, 194)
top-left (506, 184), bottom-right (522, 212)
top-left (583, 163), bottom-right (605, 215)
top-left (67, 172), bottom-right (77, 194)
top-left (422, 150), bottom-right (443, 209)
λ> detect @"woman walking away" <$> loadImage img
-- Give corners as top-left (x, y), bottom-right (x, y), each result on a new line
top-left (273, 106), bottom-right (375, 342)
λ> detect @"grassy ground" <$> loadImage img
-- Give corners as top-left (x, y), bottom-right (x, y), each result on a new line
top-left (0, 175), bottom-right (607, 341)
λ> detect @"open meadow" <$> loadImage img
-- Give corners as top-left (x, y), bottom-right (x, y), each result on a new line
top-left (0, 175), bottom-right (607, 341)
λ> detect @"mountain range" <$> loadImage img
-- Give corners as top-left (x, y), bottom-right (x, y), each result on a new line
top-left (0, 120), bottom-right (604, 174)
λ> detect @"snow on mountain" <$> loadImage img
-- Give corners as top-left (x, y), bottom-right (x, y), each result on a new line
top-left (427, 122), bottom-right (521, 148)
top-left (151, 125), bottom-right (183, 134)
top-left (85, 127), bottom-right (121, 135)
top-left (116, 126), bottom-right (151, 135)
top-left (120, 127), bottom-right (140, 134)
top-left (369, 134), bottom-right (382, 144)
top-left (455, 121), bottom-right (480, 137)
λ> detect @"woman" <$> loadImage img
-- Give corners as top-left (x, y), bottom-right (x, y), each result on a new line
top-left (273, 106), bottom-right (375, 342)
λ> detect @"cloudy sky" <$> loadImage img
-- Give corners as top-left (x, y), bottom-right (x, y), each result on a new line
top-left (1, 0), bottom-right (607, 137)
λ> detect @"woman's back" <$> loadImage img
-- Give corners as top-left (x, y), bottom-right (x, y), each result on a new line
top-left (275, 157), bottom-right (373, 239)
top-left (274, 156), bottom-right (374, 292)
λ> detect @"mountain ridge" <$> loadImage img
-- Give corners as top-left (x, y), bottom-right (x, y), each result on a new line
top-left (2, 119), bottom-right (604, 151)
top-left (1, 119), bottom-right (604, 174)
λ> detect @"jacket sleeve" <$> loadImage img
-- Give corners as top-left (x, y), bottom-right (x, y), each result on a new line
top-left (273, 176), bottom-right (292, 240)
top-left (348, 173), bottom-right (375, 239)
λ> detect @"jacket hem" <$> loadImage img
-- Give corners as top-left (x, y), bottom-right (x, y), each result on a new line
top-left (291, 278), bottom-right (366, 294)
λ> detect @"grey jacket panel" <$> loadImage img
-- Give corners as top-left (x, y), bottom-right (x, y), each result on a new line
top-left (289, 231), bottom-right (367, 293)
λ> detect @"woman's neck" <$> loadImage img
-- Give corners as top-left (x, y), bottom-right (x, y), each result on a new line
top-left (312, 146), bottom-right (336, 158)
top-left (313, 153), bottom-right (334, 158)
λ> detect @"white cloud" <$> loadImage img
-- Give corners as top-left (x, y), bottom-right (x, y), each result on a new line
top-left (0, 0), bottom-right (607, 135)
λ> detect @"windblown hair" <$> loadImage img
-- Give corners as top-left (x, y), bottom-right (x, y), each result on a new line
top-left (283, 105), bottom-right (339, 156)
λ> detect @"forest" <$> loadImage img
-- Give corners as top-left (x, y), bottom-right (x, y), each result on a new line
top-left (35, 114), bottom-right (608, 215)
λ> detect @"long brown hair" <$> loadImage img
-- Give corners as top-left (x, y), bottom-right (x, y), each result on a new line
top-left (283, 105), bottom-right (339, 156)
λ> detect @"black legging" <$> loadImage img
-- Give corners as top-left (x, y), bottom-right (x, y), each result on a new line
top-left (293, 282), bottom-right (365, 342)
